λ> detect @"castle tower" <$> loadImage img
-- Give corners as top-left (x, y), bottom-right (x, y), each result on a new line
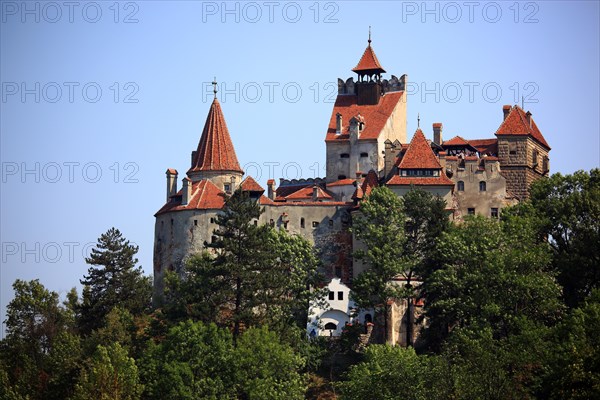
top-left (352, 29), bottom-right (386, 105)
top-left (187, 92), bottom-right (244, 193)
top-left (325, 32), bottom-right (407, 185)
top-left (495, 105), bottom-right (550, 199)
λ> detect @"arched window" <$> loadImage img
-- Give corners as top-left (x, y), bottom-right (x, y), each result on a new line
top-left (457, 181), bottom-right (465, 191)
top-left (324, 322), bottom-right (337, 330)
top-left (479, 181), bottom-right (487, 191)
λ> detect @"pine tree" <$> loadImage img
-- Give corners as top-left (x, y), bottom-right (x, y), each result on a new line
top-left (78, 228), bottom-right (151, 334)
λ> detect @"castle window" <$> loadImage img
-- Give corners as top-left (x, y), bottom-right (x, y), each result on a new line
top-left (211, 235), bottom-right (217, 243)
top-left (312, 221), bottom-right (319, 228)
top-left (338, 291), bottom-right (344, 300)
top-left (491, 208), bottom-right (499, 218)
top-left (532, 149), bottom-right (539, 167)
top-left (194, 219), bottom-right (197, 226)
top-left (340, 153), bottom-right (350, 159)
top-left (325, 322), bottom-right (337, 330)
top-left (269, 219), bottom-right (274, 227)
top-left (509, 142), bottom-right (518, 155)
top-left (171, 218), bottom-right (174, 226)
top-left (360, 152), bottom-right (369, 158)
top-left (210, 217), bottom-right (216, 224)
top-left (335, 266), bottom-right (342, 278)
top-left (479, 181), bottom-right (487, 192)
top-left (542, 156), bottom-right (549, 173)
top-left (300, 218), bottom-right (305, 228)
top-left (457, 181), bottom-right (465, 191)
top-left (254, 220), bottom-right (258, 226)
top-left (329, 219), bottom-right (334, 227)
top-left (328, 291), bottom-right (335, 300)
top-left (338, 175), bottom-right (347, 180)
top-left (468, 208), bottom-right (475, 215)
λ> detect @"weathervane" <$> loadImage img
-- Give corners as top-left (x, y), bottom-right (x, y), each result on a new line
top-left (212, 77), bottom-right (218, 98)
top-left (417, 113), bottom-right (420, 128)
top-left (368, 26), bottom-right (371, 44)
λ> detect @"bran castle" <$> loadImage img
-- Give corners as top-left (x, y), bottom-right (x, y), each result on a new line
top-left (153, 37), bottom-right (550, 346)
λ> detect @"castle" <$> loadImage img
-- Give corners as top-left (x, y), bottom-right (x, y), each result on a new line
top-left (153, 37), bottom-right (550, 345)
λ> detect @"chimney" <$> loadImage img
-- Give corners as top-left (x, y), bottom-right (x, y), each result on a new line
top-left (166, 169), bottom-right (178, 202)
top-left (525, 111), bottom-right (533, 128)
top-left (267, 179), bottom-right (276, 200)
top-left (182, 177), bottom-right (191, 205)
top-left (502, 105), bottom-right (511, 120)
top-left (336, 113), bottom-right (343, 134)
top-left (433, 122), bottom-right (443, 145)
top-left (312, 185), bottom-right (319, 202)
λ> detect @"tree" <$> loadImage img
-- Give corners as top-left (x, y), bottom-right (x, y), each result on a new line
top-left (73, 342), bottom-right (143, 400)
top-left (233, 326), bottom-right (306, 400)
top-left (401, 187), bottom-right (450, 346)
top-left (422, 214), bottom-right (563, 350)
top-left (78, 228), bottom-right (152, 334)
top-left (528, 169), bottom-right (600, 308)
top-left (140, 321), bottom-right (236, 400)
top-left (340, 345), bottom-right (454, 400)
top-left (542, 290), bottom-right (600, 399)
top-left (0, 279), bottom-right (71, 399)
top-left (351, 186), bottom-right (408, 343)
top-left (141, 321), bottom-right (306, 400)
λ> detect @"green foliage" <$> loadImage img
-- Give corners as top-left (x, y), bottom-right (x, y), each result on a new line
top-left (351, 186), bottom-right (407, 339)
top-left (140, 320), bottom-right (235, 400)
top-left (0, 279), bottom-right (73, 400)
top-left (140, 321), bottom-right (305, 400)
top-left (542, 290), bottom-right (600, 399)
top-left (234, 326), bottom-right (306, 400)
top-left (164, 189), bottom-right (323, 339)
top-left (422, 215), bottom-right (562, 349)
top-left (528, 169), bottom-right (600, 307)
top-left (340, 345), bottom-right (453, 400)
top-left (72, 342), bottom-right (142, 400)
top-left (78, 228), bottom-right (152, 334)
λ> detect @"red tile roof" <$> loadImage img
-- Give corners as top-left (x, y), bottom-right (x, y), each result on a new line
top-left (353, 170), bottom-right (379, 200)
top-left (285, 186), bottom-right (334, 201)
top-left (325, 91), bottom-right (404, 142)
top-left (495, 105), bottom-right (550, 149)
top-left (188, 98), bottom-right (244, 174)
top-left (443, 136), bottom-right (470, 146)
top-left (155, 179), bottom-right (226, 215)
top-left (469, 138), bottom-right (498, 155)
top-left (327, 178), bottom-right (356, 187)
top-left (398, 129), bottom-right (442, 170)
top-left (386, 173), bottom-right (455, 186)
top-left (352, 43), bottom-right (386, 74)
top-left (240, 176), bottom-right (264, 193)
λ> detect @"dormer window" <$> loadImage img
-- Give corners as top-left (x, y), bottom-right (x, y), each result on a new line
top-left (224, 183), bottom-right (231, 193)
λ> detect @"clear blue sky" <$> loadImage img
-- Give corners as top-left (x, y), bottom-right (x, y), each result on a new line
top-left (1, 1), bottom-right (599, 335)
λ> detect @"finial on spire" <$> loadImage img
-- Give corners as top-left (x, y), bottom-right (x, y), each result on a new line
top-left (368, 26), bottom-right (371, 45)
top-left (212, 77), bottom-right (218, 98)
top-left (417, 113), bottom-right (420, 128)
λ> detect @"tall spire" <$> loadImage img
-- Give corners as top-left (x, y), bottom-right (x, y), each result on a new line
top-left (188, 97), bottom-right (243, 175)
top-left (352, 28), bottom-right (386, 75)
